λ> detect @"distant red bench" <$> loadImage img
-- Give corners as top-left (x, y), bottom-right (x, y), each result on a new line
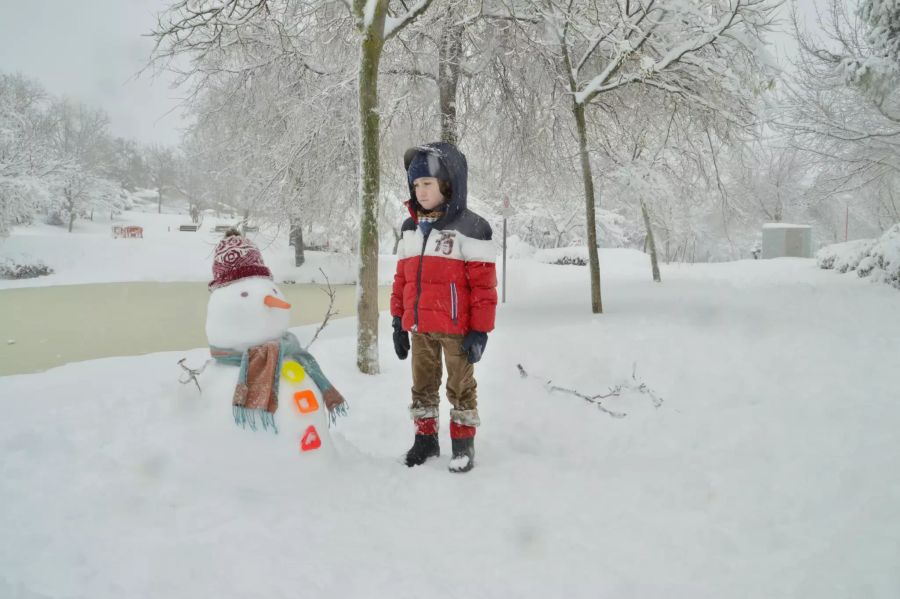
top-left (112, 226), bottom-right (143, 239)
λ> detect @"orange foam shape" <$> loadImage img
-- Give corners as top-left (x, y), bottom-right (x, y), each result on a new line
top-left (293, 390), bottom-right (319, 414)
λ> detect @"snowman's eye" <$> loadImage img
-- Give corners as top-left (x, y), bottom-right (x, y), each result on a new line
top-left (272, 288), bottom-right (278, 295)
top-left (240, 291), bottom-right (249, 298)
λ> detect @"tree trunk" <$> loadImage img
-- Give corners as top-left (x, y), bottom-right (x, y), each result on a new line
top-left (157, 187), bottom-right (162, 214)
top-left (65, 190), bottom-right (75, 233)
top-left (438, 8), bottom-right (463, 145)
top-left (289, 218), bottom-right (305, 267)
top-left (392, 227), bottom-right (401, 255)
top-left (641, 200), bottom-right (661, 283)
top-left (356, 9), bottom-right (387, 375)
top-left (573, 102), bottom-right (603, 313)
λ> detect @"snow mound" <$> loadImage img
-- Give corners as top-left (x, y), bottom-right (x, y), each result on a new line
top-left (817, 224), bottom-right (900, 288)
top-left (816, 238), bottom-right (875, 272)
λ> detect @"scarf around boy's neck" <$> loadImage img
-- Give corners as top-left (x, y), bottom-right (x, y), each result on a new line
top-left (417, 206), bottom-right (446, 235)
top-left (210, 331), bottom-right (347, 433)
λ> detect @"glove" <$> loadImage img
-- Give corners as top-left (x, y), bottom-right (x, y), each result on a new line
top-left (392, 316), bottom-right (410, 360)
top-left (461, 331), bottom-right (488, 364)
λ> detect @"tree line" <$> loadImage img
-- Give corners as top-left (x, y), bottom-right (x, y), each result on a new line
top-left (0, 71), bottom-right (186, 235)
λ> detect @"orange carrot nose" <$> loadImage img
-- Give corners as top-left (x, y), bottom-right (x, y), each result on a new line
top-left (264, 295), bottom-right (291, 309)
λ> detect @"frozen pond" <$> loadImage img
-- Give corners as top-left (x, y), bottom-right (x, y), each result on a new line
top-left (0, 282), bottom-right (391, 376)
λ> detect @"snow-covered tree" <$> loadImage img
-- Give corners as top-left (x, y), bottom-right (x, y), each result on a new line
top-left (146, 144), bottom-right (176, 214)
top-left (846, 0), bottom-right (900, 96)
top-left (42, 98), bottom-right (115, 231)
top-left (513, 0), bottom-right (779, 311)
top-left (154, 0), bottom-right (438, 374)
top-left (779, 0), bottom-right (900, 238)
top-left (0, 73), bottom-right (56, 236)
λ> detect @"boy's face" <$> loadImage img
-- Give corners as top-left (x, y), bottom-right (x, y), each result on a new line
top-left (413, 177), bottom-right (445, 211)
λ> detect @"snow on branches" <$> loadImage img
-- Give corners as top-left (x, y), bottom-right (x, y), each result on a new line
top-left (517, 362), bottom-right (663, 419)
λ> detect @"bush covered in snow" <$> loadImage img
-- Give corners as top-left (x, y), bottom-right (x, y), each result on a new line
top-left (816, 238), bottom-right (876, 272)
top-left (817, 224), bottom-right (900, 288)
top-left (534, 246), bottom-right (589, 266)
top-left (0, 258), bottom-right (54, 280)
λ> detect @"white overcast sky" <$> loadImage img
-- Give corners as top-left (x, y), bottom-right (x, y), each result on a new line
top-left (0, 0), bottom-right (826, 148)
top-left (0, 0), bottom-right (186, 146)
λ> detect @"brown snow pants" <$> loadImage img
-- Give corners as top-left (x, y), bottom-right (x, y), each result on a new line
top-left (409, 332), bottom-right (480, 427)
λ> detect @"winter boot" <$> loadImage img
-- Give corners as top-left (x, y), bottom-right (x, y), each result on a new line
top-left (448, 422), bottom-right (476, 473)
top-left (448, 437), bottom-right (475, 473)
top-left (405, 434), bottom-right (440, 467)
top-left (406, 418), bottom-right (440, 467)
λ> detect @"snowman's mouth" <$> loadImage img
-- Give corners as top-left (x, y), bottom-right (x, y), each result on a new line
top-left (263, 295), bottom-right (291, 310)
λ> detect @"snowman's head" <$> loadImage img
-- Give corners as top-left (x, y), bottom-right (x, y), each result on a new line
top-left (206, 277), bottom-right (291, 350)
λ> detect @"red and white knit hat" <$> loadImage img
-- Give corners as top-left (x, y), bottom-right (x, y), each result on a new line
top-left (209, 231), bottom-right (272, 291)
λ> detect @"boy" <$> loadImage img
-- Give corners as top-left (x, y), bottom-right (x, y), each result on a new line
top-left (390, 142), bottom-right (497, 473)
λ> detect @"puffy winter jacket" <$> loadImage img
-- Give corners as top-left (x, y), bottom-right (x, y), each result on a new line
top-left (390, 143), bottom-right (497, 335)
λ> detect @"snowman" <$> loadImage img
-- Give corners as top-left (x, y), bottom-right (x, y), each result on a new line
top-left (194, 230), bottom-right (347, 458)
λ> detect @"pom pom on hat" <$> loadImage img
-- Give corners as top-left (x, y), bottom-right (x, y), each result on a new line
top-left (407, 151), bottom-right (449, 184)
top-left (209, 232), bottom-right (272, 290)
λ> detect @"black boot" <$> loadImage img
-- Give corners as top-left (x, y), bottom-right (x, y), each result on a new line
top-left (405, 434), bottom-right (440, 467)
top-left (448, 437), bottom-right (475, 473)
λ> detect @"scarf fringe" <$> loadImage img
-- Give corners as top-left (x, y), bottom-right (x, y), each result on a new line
top-left (329, 401), bottom-right (349, 427)
top-left (233, 406), bottom-right (279, 434)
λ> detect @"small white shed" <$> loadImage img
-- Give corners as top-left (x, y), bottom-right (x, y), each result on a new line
top-left (761, 223), bottom-right (813, 259)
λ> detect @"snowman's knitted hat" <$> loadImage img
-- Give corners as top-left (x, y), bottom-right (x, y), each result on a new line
top-left (209, 229), bottom-right (272, 291)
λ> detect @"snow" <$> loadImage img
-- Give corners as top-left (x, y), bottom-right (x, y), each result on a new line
top-left (2, 245), bottom-right (900, 597)
top-left (205, 278), bottom-right (291, 350)
top-left (817, 225), bottom-right (900, 288)
top-left (362, 0), bottom-right (377, 29)
top-left (761, 222), bottom-right (811, 229)
top-left (0, 211), bottom-right (399, 290)
top-left (447, 454), bottom-right (472, 472)
top-left (816, 238), bottom-right (876, 273)
top-left (383, 0), bottom-right (430, 38)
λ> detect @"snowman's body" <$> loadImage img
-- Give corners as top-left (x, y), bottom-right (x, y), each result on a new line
top-left (198, 276), bottom-right (334, 458)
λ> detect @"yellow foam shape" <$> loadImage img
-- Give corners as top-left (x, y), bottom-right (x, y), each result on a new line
top-left (281, 360), bottom-right (305, 384)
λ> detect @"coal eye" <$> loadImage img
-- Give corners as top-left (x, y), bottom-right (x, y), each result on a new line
top-left (240, 291), bottom-right (249, 297)
top-left (272, 288), bottom-right (278, 294)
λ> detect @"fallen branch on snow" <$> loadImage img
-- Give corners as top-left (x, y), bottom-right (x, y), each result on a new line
top-left (516, 362), bottom-right (663, 418)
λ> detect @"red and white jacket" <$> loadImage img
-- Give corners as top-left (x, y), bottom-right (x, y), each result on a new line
top-left (390, 143), bottom-right (497, 335)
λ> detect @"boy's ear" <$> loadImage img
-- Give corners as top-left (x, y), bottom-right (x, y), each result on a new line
top-left (403, 148), bottom-right (419, 171)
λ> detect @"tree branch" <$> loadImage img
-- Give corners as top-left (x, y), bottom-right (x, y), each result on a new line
top-left (385, 0), bottom-right (434, 40)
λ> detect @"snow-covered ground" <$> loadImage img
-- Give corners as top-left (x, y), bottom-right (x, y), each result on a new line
top-left (2, 241), bottom-right (899, 598)
top-left (0, 206), bottom-right (398, 289)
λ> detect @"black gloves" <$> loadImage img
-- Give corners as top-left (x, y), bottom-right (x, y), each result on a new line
top-left (392, 316), bottom-right (410, 360)
top-left (461, 331), bottom-right (488, 364)
top-left (393, 318), bottom-right (487, 364)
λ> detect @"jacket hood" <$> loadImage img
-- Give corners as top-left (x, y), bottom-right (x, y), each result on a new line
top-left (404, 142), bottom-right (468, 223)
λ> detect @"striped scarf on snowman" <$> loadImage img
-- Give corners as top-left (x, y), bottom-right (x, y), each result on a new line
top-left (210, 331), bottom-right (348, 433)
